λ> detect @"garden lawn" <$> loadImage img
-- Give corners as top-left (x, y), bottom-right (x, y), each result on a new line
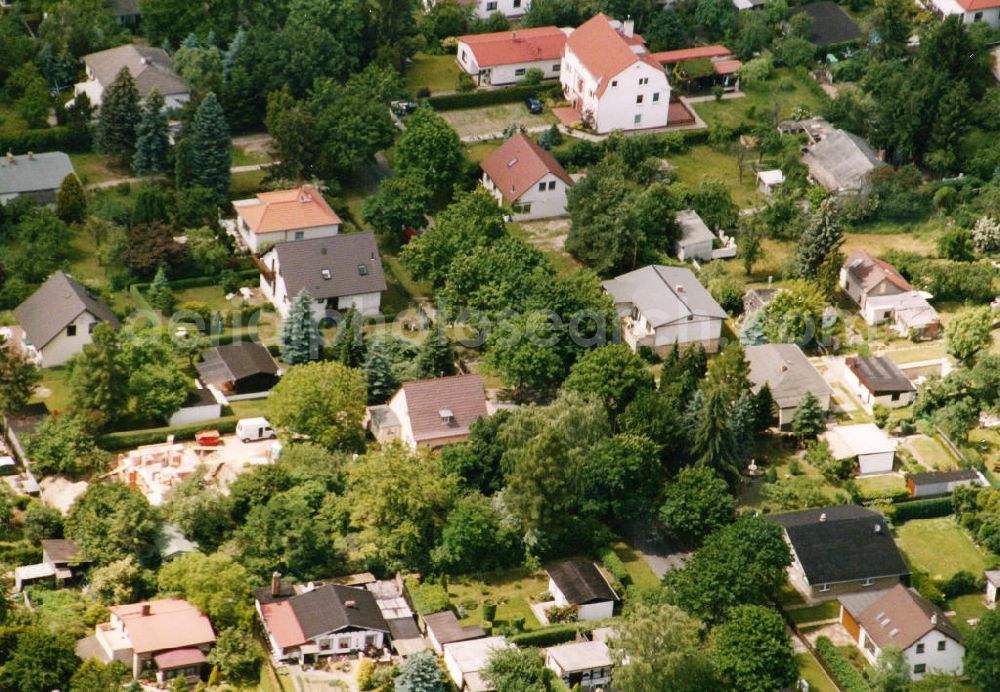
top-left (439, 102), bottom-right (556, 140)
top-left (467, 140), bottom-right (502, 163)
top-left (231, 146), bottom-right (272, 167)
top-left (0, 104), bottom-right (27, 133)
top-left (948, 593), bottom-right (990, 641)
top-left (228, 398), bottom-right (271, 420)
top-left (906, 434), bottom-right (958, 471)
top-left (230, 170), bottom-right (268, 198)
top-left (883, 344), bottom-right (950, 365)
top-left (383, 255), bottom-right (431, 300)
top-left (610, 541), bottom-right (660, 590)
top-left (67, 227), bottom-right (107, 289)
top-left (787, 600), bottom-right (840, 625)
top-left (666, 144), bottom-right (760, 208)
top-left (447, 567), bottom-right (549, 630)
top-left (691, 69), bottom-right (827, 131)
top-left (405, 53), bottom-right (461, 94)
top-left (895, 517), bottom-right (989, 581)
top-left (69, 152), bottom-right (122, 186)
top-left (174, 285), bottom-right (234, 312)
top-left (31, 367), bottom-right (72, 412)
top-left (507, 220), bottom-right (579, 275)
top-left (854, 473), bottom-right (907, 500)
top-left (797, 653), bottom-right (838, 692)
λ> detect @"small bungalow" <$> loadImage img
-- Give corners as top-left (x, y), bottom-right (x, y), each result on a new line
top-left (106, 0), bottom-right (142, 26)
top-left (839, 251), bottom-right (940, 338)
top-left (745, 344), bottom-right (833, 431)
top-left (0, 151), bottom-right (76, 205)
top-left (443, 636), bottom-right (513, 691)
top-left (789, 2), bottom-right (863, 47)
top-left (544, 639), bottom-right (613, 690)
top-left (546, 558), bottom-right (618, 622)
top-left (423, 611), bottom-right (485, 653)
top-left (366, 374), bottom-right (489, 450)
top-left (651, 45), bottom-right (742, 92)
top-left (823, 423), bottom-right (896, 476)
top-left (15, 539), bottom-right (91, 592)
top-left (844, 356), bottom-right (916, 413)
top-left (196, 342), bottom-right (280, 396)
top-left (675, 209), bottom-right (715, 262)
top-left (156, 522), bottom-right (199, 562)
top-left (456, 27), bottom-right (568, 86)
top-left (985, 570), bottom-right (1000, 604)
top-left (75, 44), bottom-right (189, 109)
top-left (480, 132), bottom-right (575, 220)
top-left (772, 505), bottom-right (910, 600)
top-left (232, 185), bottom-right (341, 254)
top-left (929, 0), bottom-right (1000, 27)
top-left (757, 169), bottom-right (784, 195)
top-left (796, 118), bottom-right (884, 194)
top-left (839, 585), bottom-right (963, 679)
top-left (907, 469), bottom-right (988, 498)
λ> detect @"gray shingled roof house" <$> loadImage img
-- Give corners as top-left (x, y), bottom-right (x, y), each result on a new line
top-left (260, 232), bottom-right (387, 321)
top-left (0, 152), bottom-right (75, 205)
top-left (675, 209), bottom-right (715, 262)
top-left (13, 271), bottom-right (120, 367)
top-left (77, 44), bottom-right (189, 107)
top-left (196, 341), bottom-right (280, 395)
top-left (801, 125), bottom-right (885, 193)
top-left (745, 344), bottom-right (833, 430)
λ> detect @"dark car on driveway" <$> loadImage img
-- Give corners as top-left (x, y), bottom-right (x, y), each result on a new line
top-left (525, 97), bottom-right (543, 114)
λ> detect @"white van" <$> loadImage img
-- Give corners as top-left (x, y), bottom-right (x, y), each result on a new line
top-left (236, 417), bottom-right (277, 442)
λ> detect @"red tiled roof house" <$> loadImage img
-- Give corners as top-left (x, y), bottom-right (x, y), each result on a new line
top-left (366, 374), bottom-right (489, 450)
top-left (233, 185), bottom-right (341, 253)
top-left (480, 132), bottom-right (575, 219)
top-left (559, 14), bottom-right (672, 133)
top-left (91, 599), bottom-right (216, 684)
top-left (456, 27), bottom-right (568, 86)
top-left (928, 0), bottom-right (1000, 28)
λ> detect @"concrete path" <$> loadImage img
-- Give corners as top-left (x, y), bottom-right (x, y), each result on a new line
top-left (86, 162), bottom-right (276, 190)
top-left (623, 520), bottom-right (692, 579)
top-left (459, 124), bottom-right (550, 143)
top-left (684, 91), bottom-right (747, 104)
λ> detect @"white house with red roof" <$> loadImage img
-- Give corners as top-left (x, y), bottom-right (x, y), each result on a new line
top-left (456, 27), bottom-right (569, 86)
top-left (232, 185), bottom-right (341, 253)
top-left (559, 14), bottom-right (672, 133)
top-left (929, 0), bottom-right (1000, 26)
top-left (90, 599), bottom-right (216, 684)
top-left (425, 0), bottom-right (528, 19)
top-left (480, 132), bottom-right (575, 219)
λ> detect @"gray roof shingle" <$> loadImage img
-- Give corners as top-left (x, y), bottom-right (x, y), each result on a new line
top-left (0, 152), bottom-right (75, 196)
top-left (196, 341), bottom-right (278, 386)
top-left (288, 584), bottom-right (389, 637)
top-left (14, 271), bottom-right (120, 350)
top-left (84, 44), bottom-right (188, 99)
top-left (270, 233), bottom-right (387, 302)
top-left (802, 128), bottom-right (885, 193)
top-left (746, 344), bottom-right (833, 409)
top-left (602, 265), bottom-right (728, 327)
top-left (845, 356), bottom-right (915, 395)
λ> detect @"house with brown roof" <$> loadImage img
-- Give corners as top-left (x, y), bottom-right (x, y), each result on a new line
top-left (74, 44), bottom-right (189, 110)
top-left (839, 585), bottom-right (964, 679)
top-left (844, 356), bottom-right (916, 413)
top-left (546, 558), bottom-right (619, 621)
top-left (255, 574), bottom-right (391, 664)
top-left (840, 250), bottom-right (912, 308)
top-left (481, 132), bottom-right (575, 219)
top-left (456, 27), bottom-right (568, 86)
top-left (839, 250), bottom-right (941, 337)
top-left (86, 598), bottom-right (216, 684)
top-left (366, 374), bottom-right (489, 450)
top-left (929, 0), bottom-right (1000, 26)
top-left (14, 539), bottom-right (91, 592)
top-left (233, 185), bottom-right (341, 254)
top-left (260, 232), bottom-right (386, 321)
top-left (13, 271), bottom-right (120, 367)
top-left (559, 14), bottom-right (672, 133)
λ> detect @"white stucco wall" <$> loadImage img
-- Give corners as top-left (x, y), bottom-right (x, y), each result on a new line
top-left (37, 311), bottom-right (101, 367)
top-left (857, 451), bottom-right (895, 475)
top-left (387, 389), bottom-right (416, 450)
top-left (860, 628), bottom-right (964, 679)
top-left (930, 0), bottom-right (1000, 26)
top-left (261, 250), bottom-right (380, 320)
top-left (73, 76), bottom-right (189, 111)
top-left (238, 218), bottom-right (340, 254)
top-left (843, 367), bottom-right (916, 413)
top-left (168, 402), bottom-right (222, 427)
top-left (468, 0), bottom-right (529, 19)
top-left (483, 172), bottom-right (570, 219)
top-left (548, 578), bottom-right (613, 621)
top-left (677, 238), bottom-right (713, 262)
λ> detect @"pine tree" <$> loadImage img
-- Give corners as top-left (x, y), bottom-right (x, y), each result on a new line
top-left (364, 340), bottom-right (399, 404)
top-left (95, 68), bottom-right (142, 167)
top-left (794, 200), bottom-right (843, 280)
top-left (279, 289), bottom-right (322, 364)
top-left (69, 323), bottom-right (128, 426)
top-left (330, 309), bottom-right (366, 368)
top-left (55, 173), bottom-right (87, 224)
top-left (692, 381), bottom-right (738, 481)
top-left (415, 324), bottom-right (457, 379)
top-left (223, 28), bottom-right (246, 79)
top-left (791, 390), bottom-right (827, 443)
top-left (147, 266), bottom-right (176, 313)
top-left (395, 651), bottom-right (447, 692)
top-left (132, 90), bottom-right (170, 175)
top-left (188, 92), bottom-right (232, 198)
top-left (752, 383), bottom-right (776, 432)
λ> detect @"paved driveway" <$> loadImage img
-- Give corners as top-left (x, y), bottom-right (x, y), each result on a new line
top-left (623, 521), bottom-right (691, 579)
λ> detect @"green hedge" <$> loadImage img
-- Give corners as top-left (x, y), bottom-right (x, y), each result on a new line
top-left (814, 636), bottom-right (871, 692)
top-left (508, 624), bottom-right (584, 648)
top-left (405, 577), bottom-right (451, 616)
top-left (98, 417), bottom-right (238, 450)
top-left (0, 125), bottom-right (91, 154)
top-left (425, 83), bottom-right (561, 111)
top-left (599, 549), bottom-right (630, 587)
top-left (130, 269), bottom-right (259, 292)
top-left (893, 496), bottom-right (954, 522)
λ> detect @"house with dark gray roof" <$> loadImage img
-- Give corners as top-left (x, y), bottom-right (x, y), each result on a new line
top-left (13, 271), bottom-right (120, 367)
top-left (798, 118), bottom-right (885, 193)
top-left (75, 44), bottom-right (189, 110)
top-left (255, 575), bottom-right (390, 663)
top-left (772, 505), bottom-right (909, 600)
top-left (260, 232), bottom-right (386, 322)
top-left (423, 611), bottom-right (485, 653)
top-left (844, 356), bottom-right (916, 413)
top-left (0, 151), bottom-right (76, 205)
top-left (196, 342), bottom-right (280, 395)
top-left (546, 559), bottom-right (618, 621)
top-left (789, 1), bottom-right (863, 47)
top-left (106, 0), bottom-right (142, 25)
top-left (603, 265), bottom-right (728, 356)
top-left (906, 469), bottom-right (987, 499)
top-left (746, 344), bottom-right (833, 431)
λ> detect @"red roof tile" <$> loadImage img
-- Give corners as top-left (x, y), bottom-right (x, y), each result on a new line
top-left (565, 14), bottom-right (663, 97)
top-left (651, 45), bottom-right (733, 64)
top-left (480, 132), bottom-right (574, 202)
top-left (236, 185), bottom-right (341, 234)
top-left (457, 27), bottom-right (568, 68)
top-left (110, 599), bottom-right (216, 655)
top-left (713, 59), bottom-right (742, 75)
top-left (153, 648), bottom-right (207, 670)
top-left (401, 374), bottom-right (488, 444)
top-left (261, 601), bottom-right (308, 649)
top-left (953, 0), bottom-right (1000, 10)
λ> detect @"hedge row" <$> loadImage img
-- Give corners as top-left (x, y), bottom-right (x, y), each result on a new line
top-left (98, 417), bottom-right (238, 450)
top-left (130, 269), bottom-right (260, 292)
top-left (425, 83), bottom-right (561, 111)
top-left (893, 496), bottom-right (954, 522)
top-left (508, 624), bottom-right (584, 648)
top-left (405, 578), bottom-right (451, 616)
top-left (814, 636), bottom-right (871, 692)
top-left (600, 549), bottom-right (631, 587)
top-left (0, 125), bottom-right (91, 155)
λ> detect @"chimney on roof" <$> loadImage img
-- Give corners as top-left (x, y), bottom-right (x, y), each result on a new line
top-left (623, 17), bottom-right (634, 38)
top-left (875, 523), bottom-right (882, 534)
top-left (768, 275), bottom-right (773, 287)
top-left (140, 603), bottom-right (151, 616)
top-left (931, 613), bottom-right (938, 625)
top-left (271, 571), bottom-right (282, 598)
top-left (676, 284), bottom-right (685, 294)
top-left (819, 512), bottom-right (826, 522)
top-left (345, 600), bottom-right (357, 609)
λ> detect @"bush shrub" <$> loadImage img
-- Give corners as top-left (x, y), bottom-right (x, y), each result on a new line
top-left (942, 570), bottom-right (982, 599)
top-left (425, 83), bottom-right (560, 111)
top-left (814, 636), bottom-right (869, 692)
top-left (892, 497), bottom-right (954, 522)
top-left (508, 624), bottom-right (583, 647)
top-left (0, 125), bottom-right (91, 154)
top-left (97, 417), bottom-right (238, 450)
top-left (405, 578), bottom-right (451, 615)
top-left (600, 549), bottom-right (631, 587)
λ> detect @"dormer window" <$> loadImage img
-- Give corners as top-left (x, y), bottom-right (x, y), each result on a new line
top-left (358, 264), bottom-right (368, 276)
top-left (439, 409), bottom-right (454, 424)
top-left (321, 269), bottom-right (332, 280)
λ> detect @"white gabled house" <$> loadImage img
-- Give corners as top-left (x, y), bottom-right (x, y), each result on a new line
top-left (928, 0), bottom-right (1000, 26)
top-left (559, 14), bottom-right (672, 133)
top-left (232, 185), bottom-right (341, 254)
top-left (456, 27), bottom-right (568, 86)
top-left (424, 0), bottom-right (528, 20)
top-left (545, 559), bottom-right (618, 622)
top-left (480, 132), bottom-right (575, 219)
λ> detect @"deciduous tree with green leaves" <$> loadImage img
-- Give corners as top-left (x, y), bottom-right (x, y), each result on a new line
top-left (482, 647), bottom-right (557, 692)
top-left (709, 605), bottom-right (798, 692)
top-left (660, 466), bottom-right (736, 545)
top-left (268, 360), bottom-right (367, 451)
top-left (65, 482), bottom-right (160, 565)
top-left (207, 627), bottom-right (263, 686)
top-left (0, 627), bottom-right (80, 692)
top-left (362, 175), bottom-right (433, 246)
top-left (563, 344), bottom-right (654, 419)
top-left (946, 307), bottom-right (993, 364)
top-left (394, 105), bottom-right (466, 197)
top-left (0, 336), bottom-right (40, 416)
top-left (158, 552), bottom-right (255, 629)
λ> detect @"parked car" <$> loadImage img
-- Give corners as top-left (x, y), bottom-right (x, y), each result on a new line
top-left (391, 100), bottom-right (418, 115)
top-left (236, 417), bottom-right (277, 442)
top-left (525, 97), bottom-right (543, 114)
